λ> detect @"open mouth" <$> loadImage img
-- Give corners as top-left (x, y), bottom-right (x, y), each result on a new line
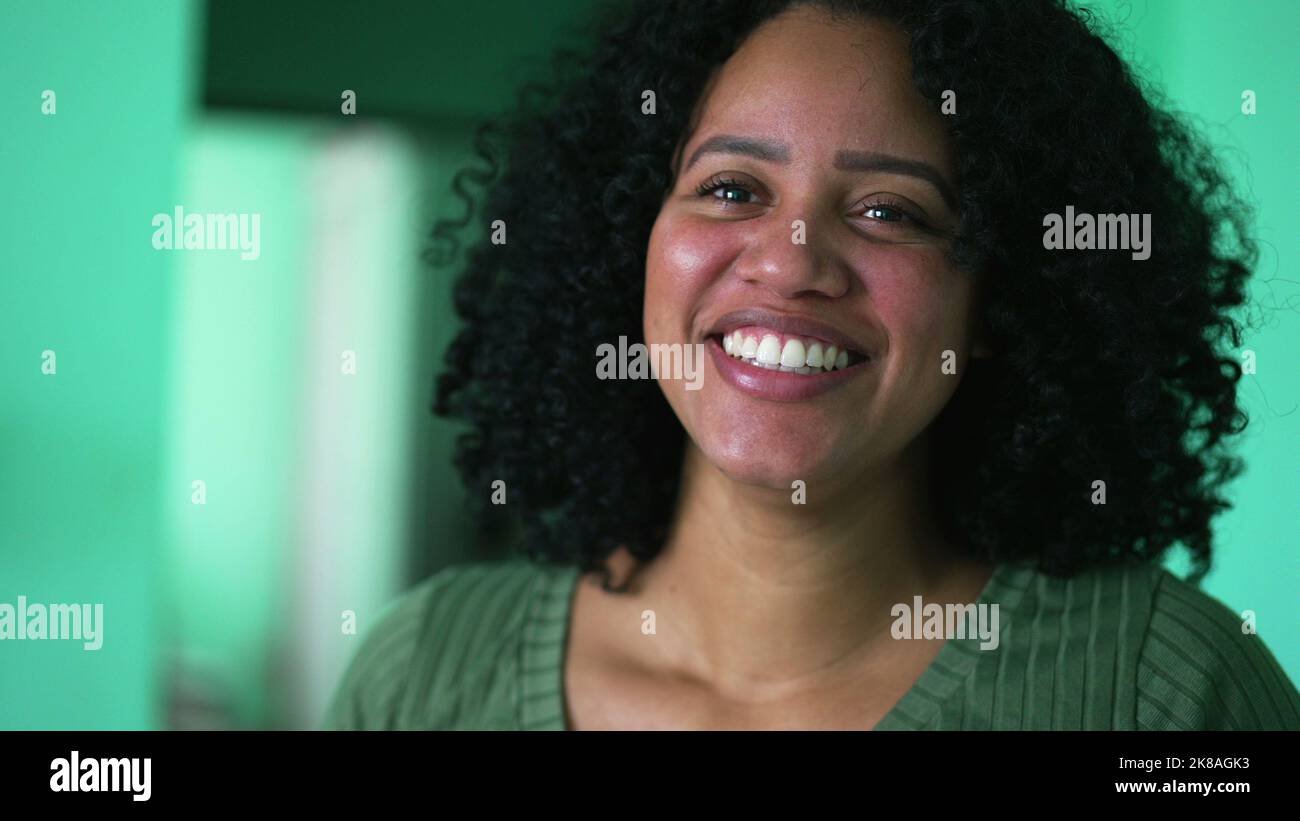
top-left (709, 325), bottom-right (870, 376)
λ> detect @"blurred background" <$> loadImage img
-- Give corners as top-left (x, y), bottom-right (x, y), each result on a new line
top-left (0, 0), bottom-right (1296, 730)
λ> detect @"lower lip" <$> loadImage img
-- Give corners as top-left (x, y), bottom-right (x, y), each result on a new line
top-left (706, 337), bottom-right (869, 401)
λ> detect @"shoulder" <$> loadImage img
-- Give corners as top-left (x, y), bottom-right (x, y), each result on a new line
top-left (324, 557), bottom-right (575, 730)
top-left (1134, 568), bottom-right (1300, 730)
top-left (976, 561), bottom-right (1298, 730)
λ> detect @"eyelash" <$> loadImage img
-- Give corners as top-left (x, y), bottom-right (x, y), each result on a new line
top-left (693, 176), bottom-right (927, 227)
top-left (694, 175), bottom-right (755, 203)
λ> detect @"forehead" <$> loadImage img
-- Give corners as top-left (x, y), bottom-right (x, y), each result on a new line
top-left (684, 6), bottom-right (952, 173)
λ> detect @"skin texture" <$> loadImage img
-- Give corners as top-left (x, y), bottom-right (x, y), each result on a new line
top-left (565, 6), bottom-right (995, 730)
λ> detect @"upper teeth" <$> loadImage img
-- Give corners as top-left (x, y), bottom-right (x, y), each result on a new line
top-left (722, 331), bottom-right (853, 372)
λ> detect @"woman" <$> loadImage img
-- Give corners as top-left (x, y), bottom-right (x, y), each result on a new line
top-left (327, 0), bottom-right (1299, 730)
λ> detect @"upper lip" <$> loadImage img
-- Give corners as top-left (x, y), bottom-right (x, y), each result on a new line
top-left (705, 307), bottom-right (877, 357)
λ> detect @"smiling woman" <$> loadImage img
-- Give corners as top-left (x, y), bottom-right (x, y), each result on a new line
top-left (326, 0), bottom-right (1299, 731)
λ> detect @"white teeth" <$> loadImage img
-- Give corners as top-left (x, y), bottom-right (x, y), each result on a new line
top-left (823, 345), bottom-right (838, 371)
top-left (756, 335), bottom-right (782, 365)
top-left (805, 342), bottom-right (824, 369)
top-left (779, 338), bottom-right (806, 368)
top-left (720, 330), bottom-right (862, 373)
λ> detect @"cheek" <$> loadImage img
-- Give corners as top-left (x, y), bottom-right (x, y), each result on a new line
top-left (863, 248), bottom-right (976, 391)
top-left (872, 247), bottom-right (972, 340)
top-left (644, 214), bottom-right (738, 338)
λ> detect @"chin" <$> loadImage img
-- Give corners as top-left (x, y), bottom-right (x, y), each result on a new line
top-left (694, 418), bottom-right (847, 490)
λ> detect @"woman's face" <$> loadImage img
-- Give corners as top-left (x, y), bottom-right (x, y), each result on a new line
top-left (644, 5), bottom-right (982, 491)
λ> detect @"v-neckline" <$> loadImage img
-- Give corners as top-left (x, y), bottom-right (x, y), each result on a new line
top-left (519, 559), bottom-right (1029, 730)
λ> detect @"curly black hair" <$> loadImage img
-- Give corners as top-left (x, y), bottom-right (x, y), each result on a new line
top-left (430, 0), bottom-right (1254, 583)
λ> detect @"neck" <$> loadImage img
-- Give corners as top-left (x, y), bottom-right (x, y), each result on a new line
top-left (632, 438), bottom-right (986, 697)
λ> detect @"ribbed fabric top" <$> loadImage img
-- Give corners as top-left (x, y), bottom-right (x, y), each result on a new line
top-left (324, 557), bottom-right (1300, 730)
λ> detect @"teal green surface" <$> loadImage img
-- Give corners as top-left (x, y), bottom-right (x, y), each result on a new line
top-left (161, 119), bottom-right (316, 728)
top-left (0, 0), bottom-right (198, 728)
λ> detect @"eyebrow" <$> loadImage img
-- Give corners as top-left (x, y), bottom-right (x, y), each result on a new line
top-left (685, 135), bottom-right (791, 169)
top-left (683, 134), bottom-right (957, 210)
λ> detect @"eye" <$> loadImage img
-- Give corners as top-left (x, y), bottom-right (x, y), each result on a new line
top-left (694, 175), bottom-right (762, 207)
top-left (714, 185), bottom-right (754, 204)
top-left (862, 204), bottom-right (907, 222)
top-left (855, 196), bottom-right (929, 229)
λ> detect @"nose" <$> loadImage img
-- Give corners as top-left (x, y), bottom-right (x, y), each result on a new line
top-left (732, 215), bottom-right (854, 300)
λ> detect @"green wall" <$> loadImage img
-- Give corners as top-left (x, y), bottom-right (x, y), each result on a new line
top-left (0, 0), bottom-right (198, 728)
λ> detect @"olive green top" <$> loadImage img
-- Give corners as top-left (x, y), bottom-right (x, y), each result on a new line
top-left (325, 557), bottom-right (1300, 730)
